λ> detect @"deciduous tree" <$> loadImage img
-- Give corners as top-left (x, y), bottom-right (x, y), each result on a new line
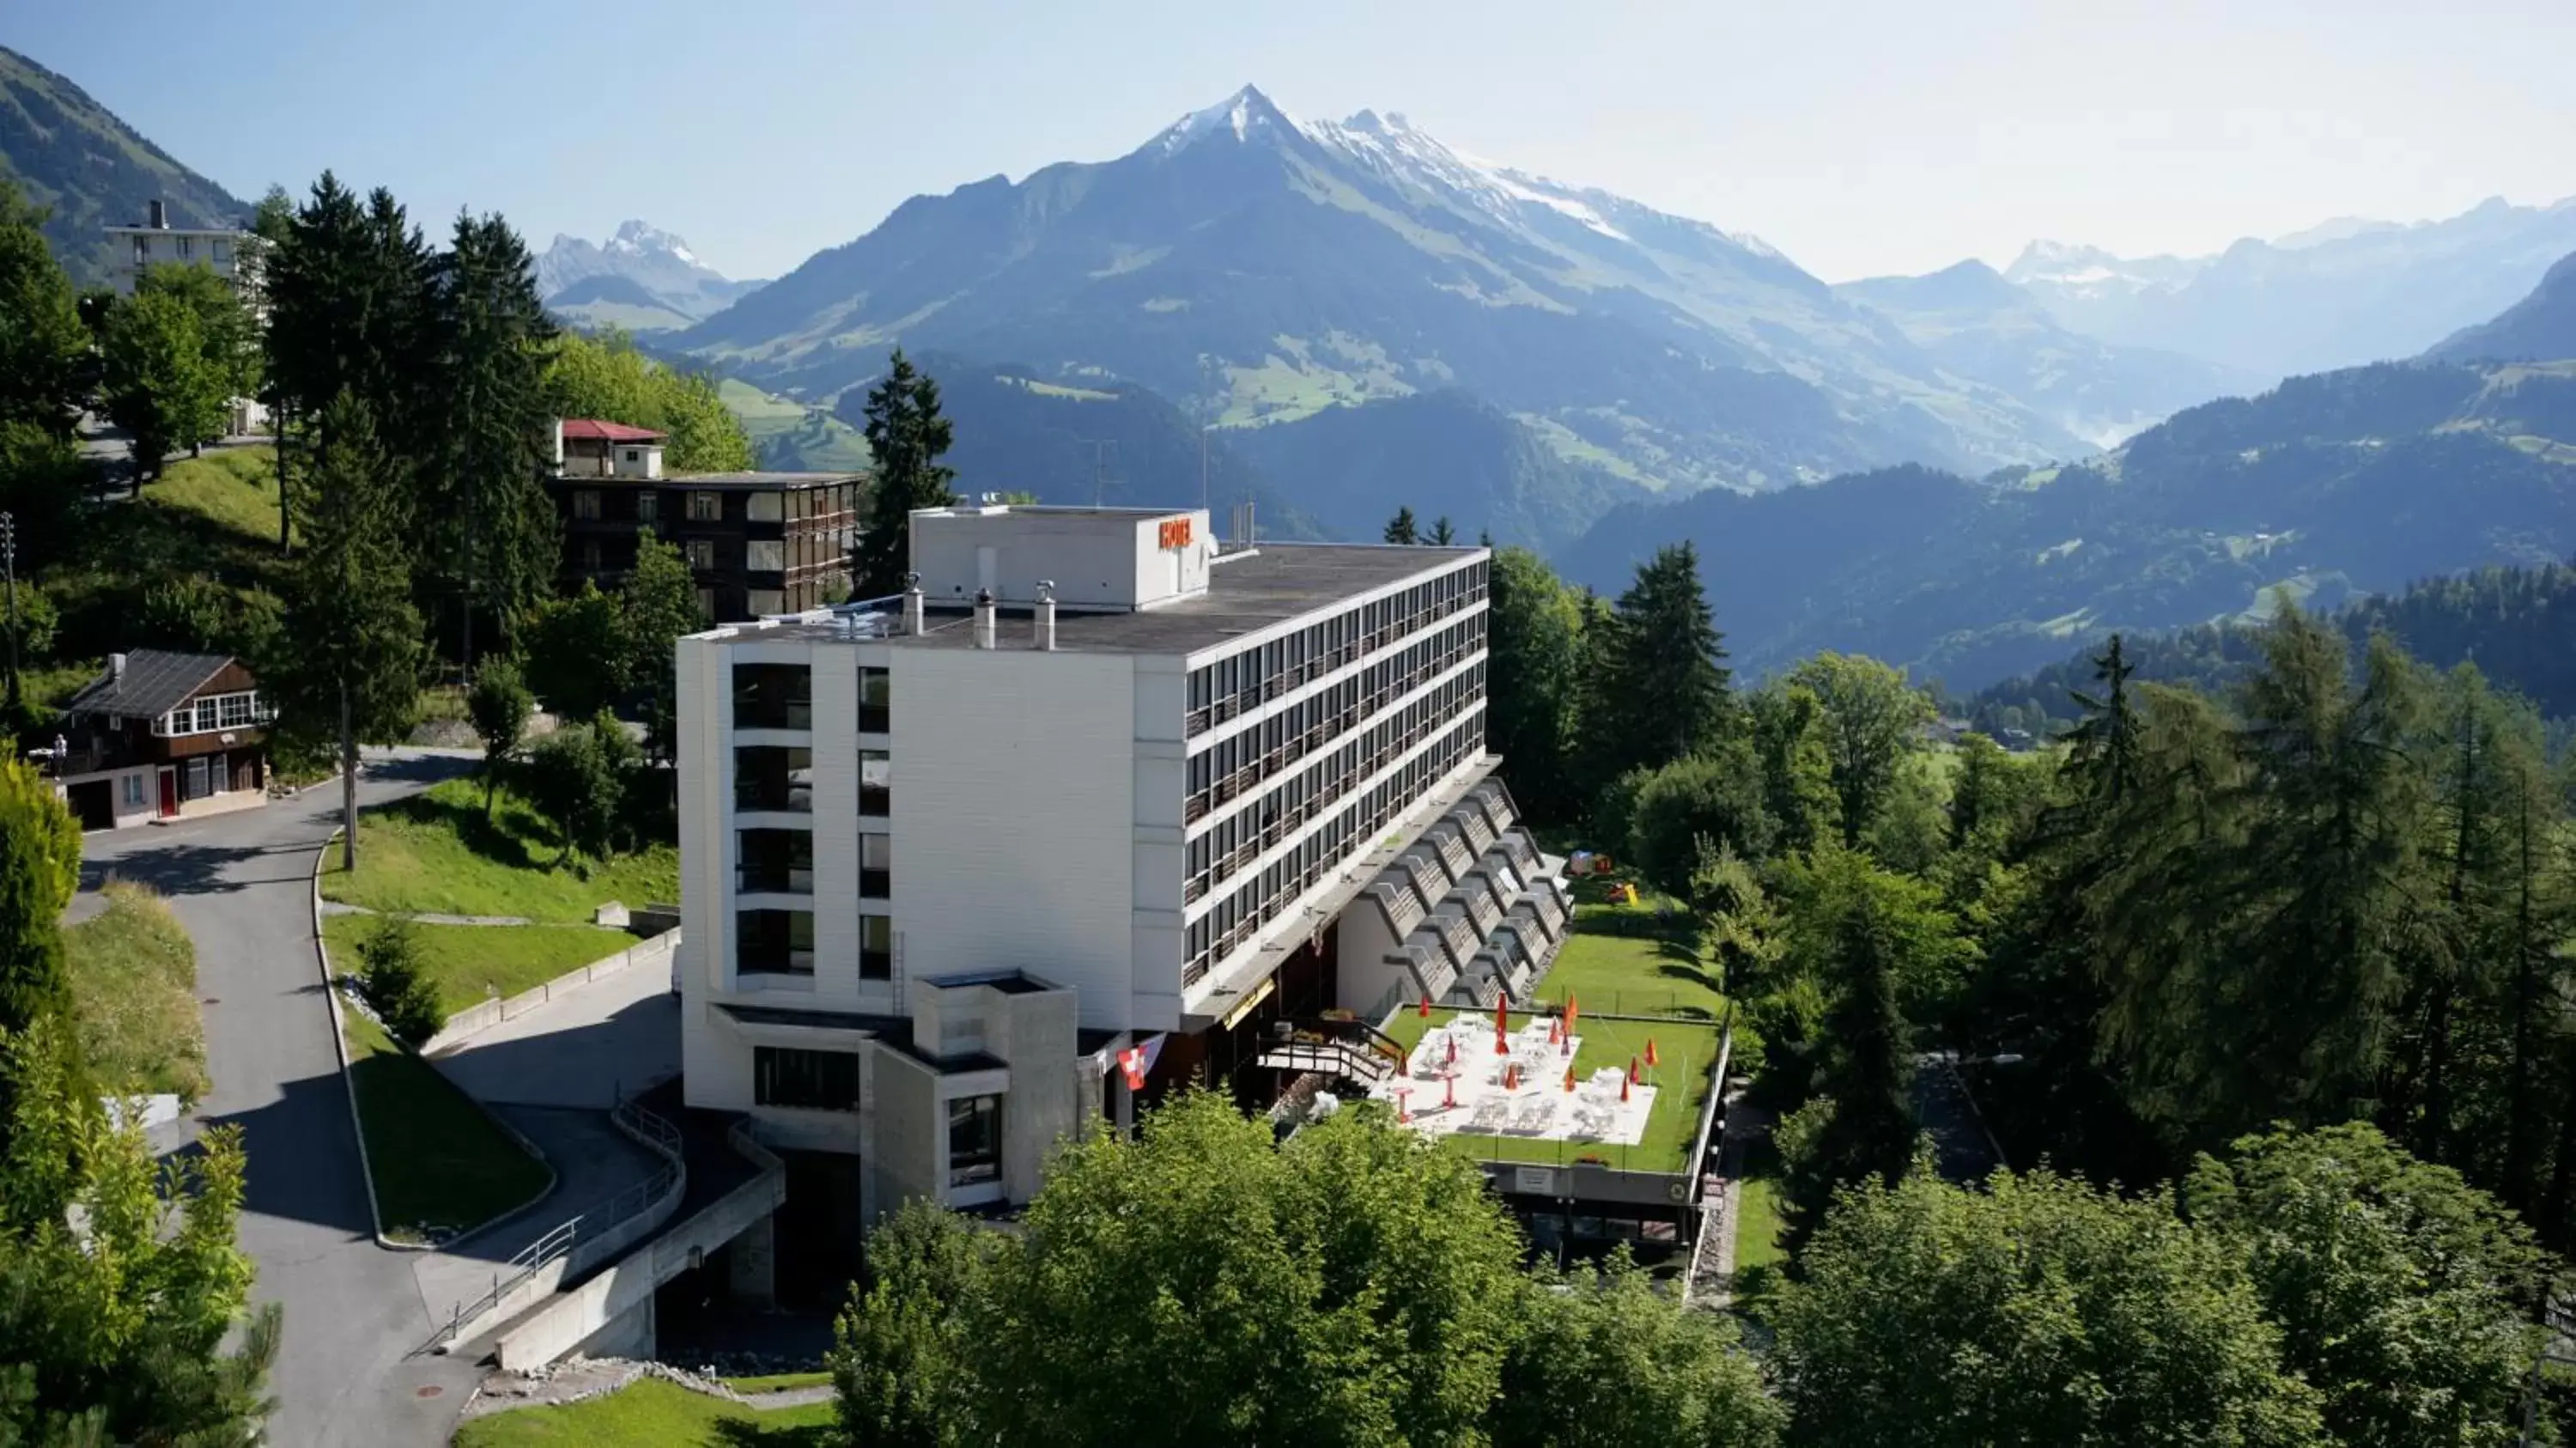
top-left (1784, 652), bottom-right (1931, 851)
top-left (100, 289), bottom-right (225, 483)
top-left (1494, 1251), bottom-right (1781, 1448)
top-left (0, 181), bottom-right (86, 439)
top-left (467, 655), bottom-right (533, 818)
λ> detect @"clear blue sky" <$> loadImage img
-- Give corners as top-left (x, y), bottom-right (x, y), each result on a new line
top-left (9, 0), bottom-right (2573, 283)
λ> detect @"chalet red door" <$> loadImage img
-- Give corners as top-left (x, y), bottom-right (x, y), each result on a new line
top-left (157, 769), bottom-right (178, 818)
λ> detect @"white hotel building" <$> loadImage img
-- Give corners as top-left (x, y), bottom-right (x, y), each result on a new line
top-left (671, 505), bottom-right (1568, 1225)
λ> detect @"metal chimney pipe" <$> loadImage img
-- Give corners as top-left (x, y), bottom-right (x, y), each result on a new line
top-left (973, 587), bottom-right (996, 650)
top-left (1034, 581), bottom-right (1056, 652)
top-left (902, 572), bottom-right (925, 636)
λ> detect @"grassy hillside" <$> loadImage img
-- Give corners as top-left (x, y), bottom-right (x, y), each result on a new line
top-left (0, 46), bottom-right (251, 287)
top-left (718, 378), bottom-right (872, 473)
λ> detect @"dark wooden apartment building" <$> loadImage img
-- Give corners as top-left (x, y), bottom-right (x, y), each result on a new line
top-left (546, 418), bottom-right (867, 621)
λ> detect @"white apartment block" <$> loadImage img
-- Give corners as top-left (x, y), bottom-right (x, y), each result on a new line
top-left (672, 505), bottom-right (1566, 1225)
top-left (103, 199), bottom-right (264, 300)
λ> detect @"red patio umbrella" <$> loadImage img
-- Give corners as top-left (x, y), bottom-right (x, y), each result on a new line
top-left (1419, 993), bottom-right (1432, 1019)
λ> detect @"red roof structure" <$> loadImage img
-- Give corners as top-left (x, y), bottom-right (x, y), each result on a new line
top-left (561, 418), bottom-right (667, 443)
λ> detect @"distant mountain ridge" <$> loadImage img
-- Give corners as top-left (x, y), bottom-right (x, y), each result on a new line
top-left (538, 220), bottom-right (763, 332)
top-left (2427, 250), bottom-right (2576, 364)
top-left (676, 84), bottom-right (2097, 507)
top-left (1558, 359), bottom-right (2576, 691)
top-left (0, 44), bottom-right (251, 287)
top-left (1836, 259), bottom-right (2261, 447)
top-left (2005, 197), bottom-right (2576, 378)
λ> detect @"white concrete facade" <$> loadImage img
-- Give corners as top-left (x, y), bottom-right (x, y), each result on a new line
top-left (671, 507), bottom-right (1494, 1222)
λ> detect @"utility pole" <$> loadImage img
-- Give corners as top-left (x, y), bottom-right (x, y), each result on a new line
top-left (1084, 439), bottom-right (1119, 508)
top-left (1, 511), bottom-right (18, 716)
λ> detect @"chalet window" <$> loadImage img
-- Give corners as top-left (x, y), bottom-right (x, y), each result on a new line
top-left (623, 449), bottom-right (640, 465)
top-left (754, 1046), bottom-right (858, 1110)
top-left (688, 491), bottom-right (722, 522)
top-left (685, 538), bottom-right (715, 570)
top-left (573, 490), bottom-right (602, 520)
top-left (121, 775), bottom-right (145, 810)
top-left (194, 698), bottom-right (221, 733)
top-left (218, 695), bottom-right (254, 728)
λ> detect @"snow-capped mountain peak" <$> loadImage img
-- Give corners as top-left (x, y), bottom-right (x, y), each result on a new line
top-left (1157, 84), bottom-right (1301, 153)
top-left (605, 219), bottom-right (699, 265)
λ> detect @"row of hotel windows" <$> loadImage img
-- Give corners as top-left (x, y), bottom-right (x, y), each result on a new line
top-left (732, 664), bottom-right (889, 732)
top-left (1182, 559), bottom-right (1486, 738)
top-left (1186, 662), bottom-right (1486, 906)
top-left (747, 1048), bottom-right (1002, 1187)
top-left (736, 830), bottom-right (892, 898)
top-left (734, 746), bottom-right (890, 814)
top-left (1185, 615), bottom-right (1482, 826)
top-left (737, 905), bottom-right (893, 977)
top-left (574, 530), bottom-right (860, 579)
top-left (1183, 707), bottom-right (1485, 987)
top-left (570, 484), bottom-right (862, 526)
top-left (150, 691), bottom-right (273, 738)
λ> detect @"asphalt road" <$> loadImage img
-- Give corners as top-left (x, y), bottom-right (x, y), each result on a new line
top-left (79, 751), bottom-right (487, 1447)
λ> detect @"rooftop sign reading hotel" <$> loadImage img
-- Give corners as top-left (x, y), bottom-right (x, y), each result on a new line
top-left (1158, 516), bottom-right (1193, 550)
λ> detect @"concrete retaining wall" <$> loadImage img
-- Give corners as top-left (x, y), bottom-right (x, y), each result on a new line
top-left (425, 931), bottom-right (682, 1057)
top-left (494, 1122), bottom-right (787, 1372)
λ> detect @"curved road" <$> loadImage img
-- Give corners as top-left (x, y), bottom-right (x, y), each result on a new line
top-left (80, 751), bottom-right (486, 1447)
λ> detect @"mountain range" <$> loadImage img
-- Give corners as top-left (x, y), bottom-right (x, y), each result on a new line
top-left (536, 221), bottom-right (763, 332)
top-left (2004, 198), bottom-right (2576, 379)
top-left (675, 85), bottom-right (2104, 500)
top-left (0, 44), bottom-right (251, 288)
top-left (2428, 249), bottom-right (2576, 364)
top-left (1558, 356), bottom-right (2576, 690)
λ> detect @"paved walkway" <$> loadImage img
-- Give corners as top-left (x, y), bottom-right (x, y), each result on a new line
top-left (319, 900), bottom-right (607, 928)
top-left (78, 749), bottom-right (490, 1447)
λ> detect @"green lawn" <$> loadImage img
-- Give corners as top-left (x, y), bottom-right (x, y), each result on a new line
top-left (1532, 928), bottom-right (1724, 1023)
top-left (340, 1008), bottom-right (549, 1243)
top-left (1380, 1007), bottom-right (1721, 1172)
top-left (319, 776), bottom-right (677, 924)
top-left (721, 1373), bottom-right (833, 1395)
top-left (150, 447), bottom-right (287, 544)
top-left (1729, 1137), bottom-right (1789, 1315)
top-left (323, 915), bottom-right (633, 1016)
top-left (452, 1378), bottom-right (836, 1446)
top-left (64, 882), bottom-right (210, 1104)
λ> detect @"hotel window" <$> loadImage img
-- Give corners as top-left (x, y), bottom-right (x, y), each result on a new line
top-left (211, 239), bottom-right (230, 263)
top-left (860, 915), bottom-right (893, 980)
top-left (948, 1094), bottom-right (1002, 1187)
top-left (732, 662), bottom-right (812, 729)
top-left (860, 751), bottom-right (890, 816)
top-left (858, 668), bottom-right (890, 732)
top-left (685, 538), bottom-right (716, 570)
top-left (747, 539), bottom-right (784, 572)
top-left (860, 834), bottom-right (891, 898)
top-left (688, 491), bottom-right (722, 522)
top-left (697, 587), bottom-right (717, 619)
top-left (573, 490), bottom-right (602, 520)
top-left (736, 909), bottom-right (815, 975)
top-left (580, 538), bottom-right (603, 573)
top-left (178, 235), bottom-right (193, 259)
top-left (753, 1046), bottom-right (858, 1110)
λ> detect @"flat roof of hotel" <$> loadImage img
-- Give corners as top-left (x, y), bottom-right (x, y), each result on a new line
top-left (716, 542), bottom-right (1485, 658)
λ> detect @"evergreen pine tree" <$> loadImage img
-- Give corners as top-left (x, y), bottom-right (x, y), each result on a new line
top-left (428, 211), bottom-right (558, 669)
top-left (1427, 515), bottom-right (1456, 545)
top-left (1382, 507), bottom-right (1419, 545)
top-left (1584, 542), bottom-right (1732, 790)
top-left (852, 350), bottom-right (957, 598)
top-left (271, 394), bottom-right (424, 872)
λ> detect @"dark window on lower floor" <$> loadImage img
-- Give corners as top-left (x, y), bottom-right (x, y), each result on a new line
top-left (948, 1093), bottom-right (1002, 1187)
top-left (737, 909), bottom-right (815, 975)
top-left (860, 915), bottom-right (892, 981)
top-left (755, 1046), bottom-right (860, 1110)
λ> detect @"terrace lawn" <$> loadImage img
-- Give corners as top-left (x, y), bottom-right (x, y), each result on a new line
top-left (450, 1378), bottom-right (835, 1446)
top-left (321, 914), bottom-right (632, 1016)
top-left (319, 776), bottom-right (677, 924)
top-left (1379, 1007), bottom-right (1722, 1173)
